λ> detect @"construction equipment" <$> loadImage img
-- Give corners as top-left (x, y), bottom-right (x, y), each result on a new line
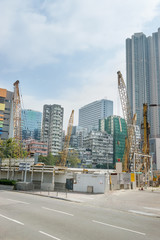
top-left (13, 80), bottom-right (21, 142)
top-left (117, 71), bottom-right (138, 172)
top-left (141, 104), bottom-right (150, 156)
top-left (141, 103), bottom-right (160, 173)
top-left (59, 110), bottom-right (74, 167)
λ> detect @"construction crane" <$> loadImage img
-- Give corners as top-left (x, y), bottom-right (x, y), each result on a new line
top-left (117, 71), bottom-right (138, 172)
top-left (13, 80), bottom-right (21, 142)
top-left (59, 110), bottom-right (74, 167)
top-left (141, 103), bottom-right (160, 173)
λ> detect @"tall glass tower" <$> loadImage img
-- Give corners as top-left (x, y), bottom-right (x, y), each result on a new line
top-left (21, 109), bottom-right (42, 140)
top-left (126, 28), bottom-right (160, 138)
top-left (78, 99), bottom-right (113, 131)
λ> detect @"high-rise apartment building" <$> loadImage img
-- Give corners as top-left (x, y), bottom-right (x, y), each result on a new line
top-left (78, 99), bottom-right (113, 131)
top-left (21, 109), bottom-right (42, 140)
top-left (126, 28), bottom-right (160, 138)
top-left (70, 126), bottom-right (87, 149)
top-left (0, 88), bottom-right (14, 140)
top-left (83, 131), bottom-right (113, 167)
top-left (41, 104), bottom-right (64, 155)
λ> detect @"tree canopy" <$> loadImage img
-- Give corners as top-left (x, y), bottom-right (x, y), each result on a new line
top-left (38, 150), bottom-right (81, 167)
top-left (0, 138), bottom-right (28, 159)
top-left (66, 150), bottom-right (81, 167)
top-left (38, 153), bottom-right (60, 166)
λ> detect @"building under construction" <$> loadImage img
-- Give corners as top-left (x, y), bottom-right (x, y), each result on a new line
top-left (99, 116), bottom-right (127, 168)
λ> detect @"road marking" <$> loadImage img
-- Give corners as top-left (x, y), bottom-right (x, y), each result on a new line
top-left (7, 198), bottom-right (30, 204)
top-left (92, 220), bottom-right (146, 236)
top-left (128, 210), bottom-right (159, 217)
top-left (42, 207), bottom-right (74, 216)
top-left (144, 207), bottom-right (160, 211)
top-left (0, 214), bottom-right (24, 225)
top-left (39, 231), bottom-right (61, 240)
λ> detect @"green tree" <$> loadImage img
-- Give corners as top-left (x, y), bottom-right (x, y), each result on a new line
top-left (0, 138), bottom-right (28, 159)
top-left (38, 153), bottom-right (60, 166)
top-left (67, 150), bottom-right (81, 167)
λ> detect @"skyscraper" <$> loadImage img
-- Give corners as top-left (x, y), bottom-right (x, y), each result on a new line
top-left (0, 88), bottom-right (14, 140)
top-left (21, 109), bottom-right (42, 140)
top-left (126, 28), bottom-right (160, 138)
top-left (78, 99), bottom-right (113, 131)
top-left (41, 104), bottom-right (64, 155)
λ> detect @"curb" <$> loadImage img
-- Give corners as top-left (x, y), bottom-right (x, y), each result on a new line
top-left (13, 190), bottom-right (82, 203)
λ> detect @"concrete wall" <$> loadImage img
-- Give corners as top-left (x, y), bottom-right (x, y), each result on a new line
top-left (73, 173), bottom-right (108, 193)
top-left (55, 172), bottom-right (73, 183)
top-left (110, 173), bottom-right (134, 190)
top-left (2, 158), bottom-right (35, 166)
top-left (110, 175), bottom-right (120, 190)
top-left (54, 172), bottom-right (73, 191)
top-left (0, 170), bottom-right (54, 191)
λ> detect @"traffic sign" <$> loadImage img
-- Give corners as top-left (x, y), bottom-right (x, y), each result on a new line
top-left (19, 162), bottom-right (30, 171)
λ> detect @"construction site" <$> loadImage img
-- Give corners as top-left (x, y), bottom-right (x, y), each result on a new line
top-left (0, 73), bottom-right (160, 194)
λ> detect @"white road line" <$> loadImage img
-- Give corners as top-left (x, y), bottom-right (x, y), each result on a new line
top-left (42, 207), bottom-right (74, 216)
top-left (128, 210), bottom-right (159, 217)
top-left (0, 214), bottom-right (24, 225)
top-left (39, 231), bottom-right (61, 240)
top-left (144, 207), bottom-right (160, 211)
top-left (92, 220), bottom-right (146, 236)
top-left (7, 198), bottom-right (30, 204)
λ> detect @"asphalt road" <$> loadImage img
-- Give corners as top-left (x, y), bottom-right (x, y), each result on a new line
top-left (0, 190), bottom-right (160, 240)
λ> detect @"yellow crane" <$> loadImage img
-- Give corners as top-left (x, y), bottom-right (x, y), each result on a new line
top-left (141, 103), bottom-right (160, 173)
top-left (117, 71), bottom-right (138, 172)
top-left (58, 110), bottom-right (74, 167)
top-left (13, 80), bottom-right (21, 142)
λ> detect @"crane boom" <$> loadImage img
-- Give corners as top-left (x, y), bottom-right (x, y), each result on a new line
top-left (117, 71), bottom-right (137, 172)
top-left (59, 110), bottom-right (74, 167)
top-left (117, 71), bottom-right (132, 125)
top-left (13, 80), bottom-right (21, 142)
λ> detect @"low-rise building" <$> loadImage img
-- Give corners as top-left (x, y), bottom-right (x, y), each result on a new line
top-left (25, 139), bottom-right (48, 157)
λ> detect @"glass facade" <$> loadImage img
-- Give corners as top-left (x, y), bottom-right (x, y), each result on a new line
top-left (79, 99), bottom-right (113, 131)
top-left (21, 109), bottom-right (42, 140)
top-left (99, 116), bottom-right (127, 167)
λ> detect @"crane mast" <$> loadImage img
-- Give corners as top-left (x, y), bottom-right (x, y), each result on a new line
top-left (13, 80), bottom-right (21, 142)
top-left (59, 110), bottom-right (74, 167)
top-left (117, 71), bottom-right (137, 172)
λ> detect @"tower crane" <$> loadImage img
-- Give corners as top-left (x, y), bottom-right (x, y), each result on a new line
top-left (117, 71), bottom-right (138, 172)
top-left (13, 80), bottom-right (21, 142)
top-left (58, 110), bottom-right (74, 167)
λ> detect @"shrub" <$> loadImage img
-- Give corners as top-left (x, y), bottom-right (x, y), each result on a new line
top-left (0, 179), bottom-right (16, 186)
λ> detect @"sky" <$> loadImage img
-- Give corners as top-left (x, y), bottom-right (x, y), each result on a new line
top-left (1, 0), bottom-right (160, 130)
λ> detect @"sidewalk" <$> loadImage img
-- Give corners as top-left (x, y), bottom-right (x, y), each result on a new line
top-left (24, 189), bottom-right (103, 203)
top-left (24, 187), bottom-right (160, 212)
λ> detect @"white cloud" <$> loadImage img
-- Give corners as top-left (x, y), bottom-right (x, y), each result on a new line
top-left (0, 0), bottom-right (159, 67)
top-left (1, 0), bottom-right (160, 129)
top-left (22, 49), bottom-right (125, 129)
